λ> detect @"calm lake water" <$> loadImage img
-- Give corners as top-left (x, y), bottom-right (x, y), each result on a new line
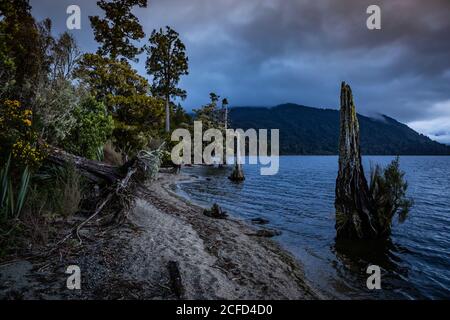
top-left (174, 156), bottom-right (450, 299)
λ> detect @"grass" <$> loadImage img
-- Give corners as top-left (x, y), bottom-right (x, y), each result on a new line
top-left (1, 155), bottom-right (31, 220)
top-left (1, 162), bottom-right (84, 258)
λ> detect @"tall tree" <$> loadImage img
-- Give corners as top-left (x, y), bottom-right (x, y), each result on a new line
top-left (50, 32), bottom-right (81, 81)
top-left (90, 0), bottom-right (147, 61)
top-left (0, 0), bottom-right (53, 106)
top-left (145, 26), bottom-right (189, 133)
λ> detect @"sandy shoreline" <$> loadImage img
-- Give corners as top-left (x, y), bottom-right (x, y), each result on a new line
top-left (0, 171), bottom-right (321, 300)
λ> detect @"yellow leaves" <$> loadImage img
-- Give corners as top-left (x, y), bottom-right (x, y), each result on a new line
top-left (1, 100), bottom-right (43, 168)
top-left (1, 100), bottom-right (32, 127)
top-left (4, 99), bottom-right (20, 108)
top-left (12, 139), bottom-right (46, 167)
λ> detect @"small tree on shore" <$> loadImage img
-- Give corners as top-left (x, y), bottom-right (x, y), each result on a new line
top-left (145, 26), bottom-right (189, 133)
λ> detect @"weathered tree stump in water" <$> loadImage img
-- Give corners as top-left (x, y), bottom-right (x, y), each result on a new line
top-left (228, 163), bottom-right (245, 182)
top-left (335, 82), bottom-right (378, 239)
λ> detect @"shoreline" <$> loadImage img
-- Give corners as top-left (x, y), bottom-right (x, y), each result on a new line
top-left (0, 171), bottom-right (321, 300)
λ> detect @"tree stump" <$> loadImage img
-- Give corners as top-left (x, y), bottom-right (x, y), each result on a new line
top-left (228, 163), bottom-right (245, 182)
top-left (335, 82), bottom-right (378, 239)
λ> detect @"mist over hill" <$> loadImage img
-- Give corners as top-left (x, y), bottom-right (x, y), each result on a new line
top-left (229, 104), bottom-right (450, 155)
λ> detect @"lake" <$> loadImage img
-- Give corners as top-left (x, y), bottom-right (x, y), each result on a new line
top-left (174, 156), bottom-right (450, 299)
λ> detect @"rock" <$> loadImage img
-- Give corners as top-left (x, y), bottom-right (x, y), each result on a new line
top-left (203, 203), bottom-right (228, 219)
top-left (335, 82), bottom-right (378, 239)
top-left (251, 217), bottom-right (270, 225)
top-left (248, 228), bottom-right (281, 238)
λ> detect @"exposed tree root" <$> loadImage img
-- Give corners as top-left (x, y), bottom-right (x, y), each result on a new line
top-left (42, 144), bottom-right (164, 255)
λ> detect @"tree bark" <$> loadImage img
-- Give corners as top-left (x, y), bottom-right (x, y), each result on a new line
top-left (335, 82), bottom-right (378, 239)
top-left (165, 95), bottom-right (170, 133)
top-left (46, 144), bottom-right (124, 184)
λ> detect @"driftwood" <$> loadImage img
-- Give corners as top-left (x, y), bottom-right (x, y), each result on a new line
top-left (335, 82), bottom-right (378, 239)
top-left (251, 217), bottom-right (270, 225)
top-left (167, 261), bottom-right (185, 299)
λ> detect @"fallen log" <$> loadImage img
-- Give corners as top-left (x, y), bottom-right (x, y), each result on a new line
top-left (46, 145), bottom-right (125, 184)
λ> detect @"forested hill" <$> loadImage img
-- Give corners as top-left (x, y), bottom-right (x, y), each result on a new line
top-left (229, 103), bottom-right (450, 155)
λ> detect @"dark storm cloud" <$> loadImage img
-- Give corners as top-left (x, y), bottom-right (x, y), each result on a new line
top-left (30, 0), bottom-right (450, 143)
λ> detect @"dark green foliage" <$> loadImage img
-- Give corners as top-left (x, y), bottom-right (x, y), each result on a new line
top-left (171, 103), bottom-right (192, 130)
top-left (230, 104), bottom-right (450, 155)
top-left (369, 157), bottom-right (413, 236)
top-left (193, 93), bottom-right (223, 130)
top-left (146, 26), bottom-right (189, 132)
top-left (146, 26), bottom-right (189, 100)
top-left (75, 54), bottom-right (165, 155)
top-left (90, 0), bottom-right (147, 60)
top-left (0, 1), bottom-right (53, 105)
top-left (63, 97), bottom-right (114, 159)
top-left (75, 53), bottom-right (149, 104)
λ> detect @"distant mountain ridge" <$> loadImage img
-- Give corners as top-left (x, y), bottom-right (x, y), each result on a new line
top-left (229, 103), bottom-right (450, 155)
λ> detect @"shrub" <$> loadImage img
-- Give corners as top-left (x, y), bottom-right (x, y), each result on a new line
top-left (369, 156), bottom-right (413, 236)
top-left (0, 100), bottom-right (46, 169)
top-left (63, 96), bottom-right (114, 159)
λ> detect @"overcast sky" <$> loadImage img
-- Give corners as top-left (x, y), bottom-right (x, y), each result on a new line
top-left (30, 0), bottom-right (450, 144)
